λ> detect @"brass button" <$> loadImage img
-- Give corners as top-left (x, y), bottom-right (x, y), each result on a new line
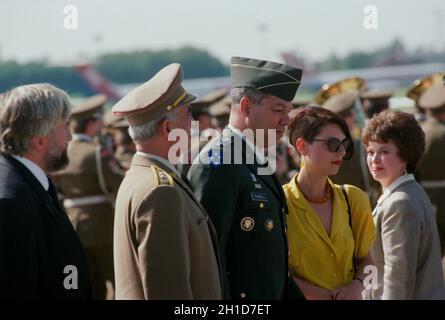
top-left (330, 253), bottom-right (334, 257)
top-left (259, 203), bottom-right (264, 208)
top-left (240, 292), bottom-right (246, 298)
top-left (166, 105), bottom-right (172, 111)
top-left (332, 273), bottom-right (337, 277)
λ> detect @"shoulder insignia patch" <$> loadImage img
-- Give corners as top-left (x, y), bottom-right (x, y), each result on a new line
top-left (152, 166), bottom-right (174, 186)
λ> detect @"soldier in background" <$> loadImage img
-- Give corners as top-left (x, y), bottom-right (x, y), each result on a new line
top-left (406, 73), bottom-right (444, 123)
top-left (417, 84), bottom-right (445, 259)
top-left (108, 119), bottom-right (135, 170)
top-left (360, 90), bottom-right (392, 120)
top-left (209, 95), bottom-right (232, 131)
top-left (177, 89), bottom-right (227, 176)
top-left (54, 94), bottom-right (125, 299)
top-left (322, 89), bottom-right (379, 206)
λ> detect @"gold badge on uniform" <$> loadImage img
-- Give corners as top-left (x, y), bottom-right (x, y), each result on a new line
top-left (240, 217), bottom-right (255, 231)
top-left (265, 219), bottom-right (274, 231)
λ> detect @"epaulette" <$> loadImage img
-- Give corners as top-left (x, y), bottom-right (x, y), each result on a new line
top-left (151, 166), bottom-right (174, 186)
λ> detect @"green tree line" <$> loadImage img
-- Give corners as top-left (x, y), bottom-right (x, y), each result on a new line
top-left (0, 47), bottom-right (229, 95)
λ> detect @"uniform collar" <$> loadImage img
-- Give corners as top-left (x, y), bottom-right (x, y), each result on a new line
top-left (136, 151), bottom-right (181, 177)
top-left (11, 155), bottom-right (49, 191)
top-left (227, 124), bottom-right (266, 164)
top-left (72, 133), bottom-right (93, 143)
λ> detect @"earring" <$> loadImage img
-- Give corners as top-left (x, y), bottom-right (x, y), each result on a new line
top-left (404, 167), bottom-right (408, 176)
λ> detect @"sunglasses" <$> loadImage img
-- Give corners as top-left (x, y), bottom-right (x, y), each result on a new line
top-left (312, 137), bottom-right (353, 159)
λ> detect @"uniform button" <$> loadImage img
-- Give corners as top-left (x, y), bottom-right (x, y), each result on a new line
top-left (281, 208), bottom-right (285, 213)
top-left (259, 203), bottom-right (264, 208)
top-left (332, 273), bottom-right (337, 277)
top-left (240, 292), bottom-right (246, 298)
top-left (330, 253), bottom-right (334, 257)
top-left (166, 105), bottom-right (172, 111)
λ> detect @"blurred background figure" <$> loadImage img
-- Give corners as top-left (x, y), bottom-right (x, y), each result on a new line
top-left (209, 95), bottom-right (232, 132)
top-left (318, 77), bottom-right (379, 205)
top-left (177, 88), bottom-right (227, 176)
top-left (103, 114), bottom-right (135, 171)
top-left (54, 94), bottom-right (125, 300)
top-left (406, 73), bottom-right (444, 123)
top-left (360, 90), bottom-right (393, 120)
top-left (417, 84), bottom-right (445, 261)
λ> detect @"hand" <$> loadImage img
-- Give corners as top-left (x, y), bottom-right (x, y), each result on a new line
top-left (332, 279), bottom-right (364, 300)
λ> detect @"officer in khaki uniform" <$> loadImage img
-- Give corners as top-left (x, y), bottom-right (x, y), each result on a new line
top-left (322, 91), bottom-right (379, 205)
top-left (188, 56), bottom-right (305, 300)
top-left (54, 94), bottom-right (125, 299)
top-left (109, 119), bottom-right (135, 170)
top-left (112, 63), bottom-right (222, 300)
top-left (360, 90), bottom-right (392, 120)
top-left (417, 84), bottom-right (445, 258)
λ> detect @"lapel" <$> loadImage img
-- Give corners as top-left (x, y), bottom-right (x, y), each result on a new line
top-left (375, 178), bottom-right (416, 214)
top-left (3, 156), bottom-right (89, 277)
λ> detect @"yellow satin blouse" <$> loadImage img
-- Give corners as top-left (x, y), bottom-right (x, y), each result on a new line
top-left (283, 175), bottom-right (375, 290)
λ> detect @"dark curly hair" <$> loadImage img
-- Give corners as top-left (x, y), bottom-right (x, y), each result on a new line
top-left (287, 105), bottom-right (354, 160)
top-left (361, 110), bottom-right (425, 173)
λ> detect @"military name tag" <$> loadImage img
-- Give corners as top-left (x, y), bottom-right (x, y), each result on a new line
top-left (240, 217), bottom-right (255, 231)
top-left (250, 192), bottom-right (269, 202)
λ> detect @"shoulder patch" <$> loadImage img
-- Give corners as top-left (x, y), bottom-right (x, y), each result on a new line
top-left (152, 166), bottom-right (174, 186)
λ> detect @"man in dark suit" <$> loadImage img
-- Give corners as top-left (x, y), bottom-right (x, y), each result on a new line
top-left (0, 83), bottom-right (91, 299)
top-left (188, 56), bottom-right (305, 300)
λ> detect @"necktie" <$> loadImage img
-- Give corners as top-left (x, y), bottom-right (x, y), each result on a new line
top-left (47, 177), bottom-right (63, 213)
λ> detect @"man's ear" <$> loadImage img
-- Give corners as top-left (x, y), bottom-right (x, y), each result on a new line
top-left (239, 96), bottom-right (252, 116)
top-left (158, 118), bottom-right (170, 139)
top-left (29, 135), bottom-right (48, 153)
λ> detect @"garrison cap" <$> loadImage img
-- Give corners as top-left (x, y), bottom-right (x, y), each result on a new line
top-left (418, 84), bottom-right (445, 110)
top-left (230, 56), bottom-right (302, 102)
top-left (112, 63), bottom-right (196, 126)
top-left (322, 91), bottom-right (356, 114)
top-left (71, 94), bottom-right (107, 119)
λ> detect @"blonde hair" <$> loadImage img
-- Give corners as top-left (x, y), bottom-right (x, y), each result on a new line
top-left (0, 83), bottom-right (71, 155)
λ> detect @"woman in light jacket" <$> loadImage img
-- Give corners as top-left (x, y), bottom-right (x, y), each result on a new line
top-left (284, 106), bottom-right (375, 300)
top-left (362, 110), bottom-right (445, 299)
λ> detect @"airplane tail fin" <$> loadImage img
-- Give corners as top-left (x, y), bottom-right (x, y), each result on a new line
top-left (75, 64), bottom-right (121, 101)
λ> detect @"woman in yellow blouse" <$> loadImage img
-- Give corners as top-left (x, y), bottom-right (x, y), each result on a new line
top-left (283, 106), bottom-right (375, 300)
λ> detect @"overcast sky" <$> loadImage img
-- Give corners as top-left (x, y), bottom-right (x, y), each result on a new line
top-left (1, 0), bottom-right (444, 65)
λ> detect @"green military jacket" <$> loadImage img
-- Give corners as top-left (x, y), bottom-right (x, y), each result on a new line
top-left (188, 127), bottom-right (304, 300)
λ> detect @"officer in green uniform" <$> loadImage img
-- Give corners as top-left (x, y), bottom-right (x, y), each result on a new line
top-left (54, 94), bottom-right (125, 299)
top-left (188, 56), bottom-right (304, 300)
top-left (417, 84), bottom-right (445, 256)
